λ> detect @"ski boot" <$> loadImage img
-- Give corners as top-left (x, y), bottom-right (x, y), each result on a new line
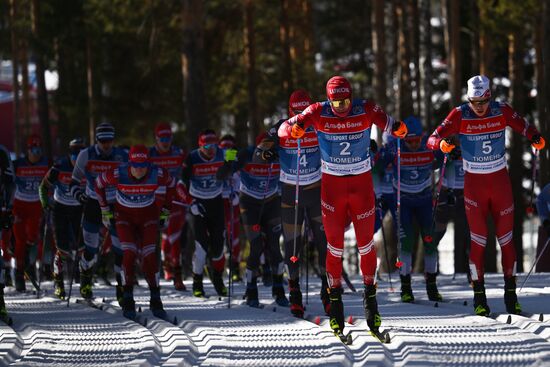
top-left (231, 261), bottom-right (242, 282)
top-left (4, 268), bottom-right (12, 287)
top-left (122, 286), bottom-right (136, 319)
top-left (261, 263), bottom-right (272, 287)
top-left (173, 267), bottom-right (186, 291)
top-left (272, 274), bottom-right (289, 307)
top-left (504, 276), bottom-right (521, 314)
top-left (288, 278), bottom-right (304, 318)
top-left (245, 279), bottom-right (260, 308)
top-left (79, 268), bottom-right (94, 300)
top-left (212, 270), bottom-right (228, 297)
top-left (363, 284), bottom-right (382, 331)
top-left (163, 260), bottom-right (174, 281)
top-left (400, 274), bottom-right (414, 303)
top-left (15, 270), bottom-right (25, 292)
top-left (328, 287), bottom-right (345, 334)
top-left (192, 273), bottom-right (205, 298)
top-left (53, 273), bottom-right (66, 300)
top-left (472, 280), bottom-right (490, 316)
top-left (320, 275), bottom-right (330, 315)
top-left (149, 286), bottom-right (167, 319)
top-left (0, 287), bottom-right (9, 323)
top-left (115, 273), bottom-right (124, 307)
top-left (425, 272), bottom-right (443, 301)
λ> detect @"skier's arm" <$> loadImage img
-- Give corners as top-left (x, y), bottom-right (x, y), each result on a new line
top-left (181, 154), bottom-right (193, 188)
top-left (39, 166), bottom-right (59, 209)
top-left (95, 170), bottom-right (115, 209)
top-left (536, 184), bottom-right (550, 223)
top-left (427, 108), bottom-right (462, 151)
top-left (278, 103), bottom-right (321, 139)
top-left (0, 146), bottom-right (15, 210)
top-left (175, 180), bottom-right (192, 206)
top-left (501, 103), bottom-right (545, 149)
top-left (70, 149), bottom-right (88, 199)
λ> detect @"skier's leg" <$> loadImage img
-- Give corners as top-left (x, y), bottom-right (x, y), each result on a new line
top-left (206, 196), bottom-right (227, 296)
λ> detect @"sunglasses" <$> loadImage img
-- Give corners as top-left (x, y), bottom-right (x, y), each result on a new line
top-left (330, 98), bottom-right (351, 109)
top-left (202, 144), bottom-right (215, 149)
top-left (468, 98), bottom-right (490, 106)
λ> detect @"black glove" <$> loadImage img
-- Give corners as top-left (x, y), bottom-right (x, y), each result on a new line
top-left (261, 149), bottom-right (278, 162)
top-left (75, 190), bottom-right (88, 205)
top-left (370, 139), bottom-right (378, 154)
top-left (544, 219), bottom-right (550, 237)
top-left (0, 208), bottom-right (13, 230)
top-left (376, 196), bottom-right (387, 212)
top-left (449, 146), bottom-right (462, 160)
top-left (447, 189), bottom-right (456, 206)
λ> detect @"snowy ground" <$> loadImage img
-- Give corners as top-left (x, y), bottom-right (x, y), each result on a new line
top-left (0, 272), bottom-right (549, 366)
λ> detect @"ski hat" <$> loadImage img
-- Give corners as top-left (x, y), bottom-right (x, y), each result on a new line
top-left (198, 129), bottom-right (218, 147)
top-left (219, 134), bottom-right (236, 149)
top-left (155, 122), bottom-right (173, 142)
top-left (26, 134), bottom-right (42, 148)
top-left (69, 138), bottom-right (85, 157)
top-left (467, 75), bottom-right (491, 99)
top-left (128, 144), bottom-right (150, 167)
top-left (403, 116), bottom-right (423, 138)
top-left (288, 89), bottom-right (312, 117)
top-left (255, 132), bottom-right (269, 146)
top-left (95, 122), bottom-right (115, 142)
top-left (326, 76), bottom-right (352, 117)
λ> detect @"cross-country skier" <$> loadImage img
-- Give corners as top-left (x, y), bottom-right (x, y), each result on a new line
top-left (378, 116), bottom-right (441, 302)
top-left (149, 122), bottom-right (188, 291)
top-left (12, 135), bottom-right (50, 292)
top-left (427, 75), bottom-right (546, 316)
top-left (535, 183), bottom-right (550, 271)
top-left (278, 75), bottom-right (407, 338)
top-left (218, 134), bottom-right (243, 282)
top-left (182, 129), bottom-right (228, 298)
top-left (265, 89), bottom-right (329, 317)
top-left (0, 144), bottom-right (15, 319)
top-left (39, 138), bottom-right (86, 299)
top-left (224, 132), bottom-right (288, 308)
top-left (95, 144), bottom-right (174, 319)
top-left (69, 123), bottom-right (128, 302)
top-left (430, 138), bottom-right (471, 274)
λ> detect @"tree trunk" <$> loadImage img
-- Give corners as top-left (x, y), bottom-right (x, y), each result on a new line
top-left (396, 0), bottom-right (414, 118)
top-left (419, 0), bottom-right (433, 130)
top-left (20, 41), bottom-right (31, 137)
top-left (9, 0), bottom-right (21, 155)
top-left (86, 36), bottom-right (95, 145)
top-left (280, 0), bottom-right (293, 97)
top-left (181, 0), bottom-right (206, 147)
top-left (443, 0), bottom-right (461, 106)
top-left (384, 2), bottom-right (398, 116)
top-left (508, 33), bottom-right (526, 272)
top-left (243, 0), bottom-right (259, 145)
top-left (409, 0), bottom-right (421, 116)
top-left (469, 0), bottom-right (480, 74)
top-left (372, 0), bottom-right (386, 109)
top-left (31, 0), bottom-right (52, 160)
top-left (540, 1), bottom-right (550, 184)
top-left (479, 6), bottom-right (493, 78)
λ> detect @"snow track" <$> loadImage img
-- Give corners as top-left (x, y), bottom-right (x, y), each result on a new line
top-left (0, 273), bottom-right (548, 366)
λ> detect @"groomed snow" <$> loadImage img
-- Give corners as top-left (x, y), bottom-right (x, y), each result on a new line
top-left (0, 273), bottom-right (549, 366)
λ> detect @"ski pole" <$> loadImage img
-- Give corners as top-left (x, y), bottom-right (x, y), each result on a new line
top-left (290, 138), bottom-right (301, 263)
top-left (519, 237), bottom-right (550, 292)
top-left (67, 214), bottom-right (84, 307)
top-left (526, 149), bottom-right (539, 216)
top-left (304, 216), bottom-right (309, 305)
top-left (426, 154), bottom-right (448, 243)
top-left (378, 204), bottom-right (393, 291)
top-left (252, 163), bottom-right (274, 233)
top-left (395, 138), bottom-right (403, 269)
top-left (227, 178), bottom-right (234, 309)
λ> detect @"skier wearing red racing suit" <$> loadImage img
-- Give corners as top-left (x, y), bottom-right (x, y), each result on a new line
top-left (96, 144), bottom-right (175, 320)
top-left (427, 75), bottom-right (546, 316)
top-left (279, 76), bottom-right (407, 337)
top-left (149, 122), bottom-right (187, 291)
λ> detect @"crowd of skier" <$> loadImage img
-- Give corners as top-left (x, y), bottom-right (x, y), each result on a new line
top-left (0, 74), bottom-right (547, 340)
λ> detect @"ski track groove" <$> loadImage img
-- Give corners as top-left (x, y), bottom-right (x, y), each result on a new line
top-left (0, 274), bottom-right (549, 365)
